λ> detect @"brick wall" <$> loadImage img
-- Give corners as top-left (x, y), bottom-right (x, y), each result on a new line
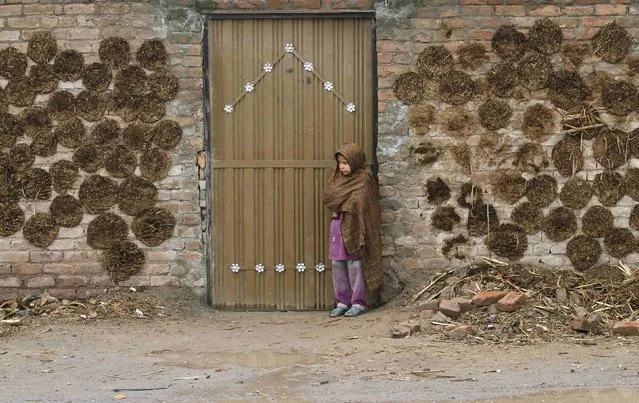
top-left (2, 0), bottom-right (636, 302)
top-left (0, 0), bottom-right (205, 300)
top-left (375, 0), bottom-right (639, 291)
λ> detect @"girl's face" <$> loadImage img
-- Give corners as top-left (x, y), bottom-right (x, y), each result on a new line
top-left (337, 154), bottom-right (352, 175)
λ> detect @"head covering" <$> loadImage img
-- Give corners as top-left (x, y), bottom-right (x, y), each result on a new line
top-left (322, 143), bottom-right (383, 291)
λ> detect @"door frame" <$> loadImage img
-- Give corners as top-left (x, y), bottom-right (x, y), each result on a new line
top-left (201, 10), bottom-right (379, 307)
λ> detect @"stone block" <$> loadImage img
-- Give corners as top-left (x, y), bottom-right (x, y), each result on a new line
top-left (447, 325), bottom-right (473, 341)
top-left (416, 299), bottom-right (439, 312)
top-left (439, 299), bottom-right (461, 319)
top-left (451, 297), bottom-right (474, 313)
top-left (399, 320), bottom-right (421, 334)
top-left (391, 325), bottom-right (411, 339)
top-left (25, 276), bottom-right (55, 289)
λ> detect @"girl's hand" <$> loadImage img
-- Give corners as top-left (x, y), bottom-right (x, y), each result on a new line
top-left (332, 212), bottom-right (339, 218)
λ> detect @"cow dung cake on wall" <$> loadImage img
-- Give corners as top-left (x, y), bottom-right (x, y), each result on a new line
top-left (27, 31), bottom-right (57, 65)
top-left (478, 98), bottom-right (511, 130)
top-left (439, 70), bottom-right (474, 105)
top-left (593, 170), bottom-right (625, 206)
top-left (76, 90), bottom-right (108, 122)
top-left (140, 148), bottom-right (171, 182)
top-left (408, 104), bottom-right (436, 134)
top-left (8, 143), bottom-right (35, 173)
top-left (20, 106), bottom-right (52, 137)
top-left (604, 227), bottom-right (636, 258)
top-left (31, 130), bottom-right (57, 157)
top-left (118, 176), bottom-right (158, 216)
top-left (82, 62), bottom-right (112, 92)
top-left (485, 223), bottom-right (528, 260)
top-left (123, 122), bottom-right (153, 150)
top-left (544, 206), bottom-right (577, 242)
top-left (53, 49), bottom-right (84, 81)
top-left (492, 25), bottom-right (526, 63)
top-left (131, 207), bottom-right (176, 247)
top-left (511, 202), bottom-right (544, 234)
top-left (393, 72), bottom-right (425, 105)
top-left (467, 204), bottom-right (499, 237)
top-left (50, 195), bottom-right (83, 228)
top-left (431, 205), bottom-right (460, 232)
top-left (602, 80), bottom-right (638, 116)
top-left (148, 70), bottom-right (178, 101)
top-left (29, 64), bottom-right (59, 93)
top-left (136, 38), bottom-right (168, 71)
top-left (559, 176), bottom-right (592, 209)
top-left (591, 22), bottom-right (631, 64)
top-left (99, 37), bottom-right (131, 69)
top-left (101, 241), bottom-right (145, 283)
top-left (528, 18), bottom-right (563, 55)
top-left (456, 42), bottom-right (488, 70)
top-left (87, 212), bottom-right (128, 249)
top-left (426, 177), bottom-right (451, 205)
top-left (23, 212), bottom-right (58, 248)
top-left (582, 205), bottom-right (614, 238)
top-left (624, 168), bottom-right (639, 201)
top-left (552, 137), bottom-right (583, 177)
top-left (79, 175), bottom-right (119, 214)
top-left (0, 47), bottom-right (27, 79)
top-left (73, 143), bottom-right (105, 173)
top-left (50, 160), bottom-right (79, 194)
top-left (566, 235), bottom-right (601, 271)
top-left (517, 53), bottom-right (553, 90)
top-left (47, 90), bottom-right (76, 121)
top-left (0, 203), bottom-right (24, 237)
top-left (417, 45), bottom-right (454, 79)
top-left (442, 106), bottom-right (474, 139)
top-left (525, 174), bottom-right (557, 208)
top-left (487, 62), bottom-right (517, 98)
top-left (21, 168), bottom-right (52, 200)
top-left (5, 76), bottom-right (37, 107)
top-left (491, 170), bottom-right (526, 205)
top-left (55, 117), bottom-right (87, 149)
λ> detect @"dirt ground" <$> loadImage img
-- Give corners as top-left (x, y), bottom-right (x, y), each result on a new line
top-left (1, 288), bottom-right (639, 402)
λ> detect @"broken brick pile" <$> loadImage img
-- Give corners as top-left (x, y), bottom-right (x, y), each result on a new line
top-left (391, 261), bottom-right (639, 342)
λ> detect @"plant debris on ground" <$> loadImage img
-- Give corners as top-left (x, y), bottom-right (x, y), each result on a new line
top-left (402, 258), bottom-right (639, 344)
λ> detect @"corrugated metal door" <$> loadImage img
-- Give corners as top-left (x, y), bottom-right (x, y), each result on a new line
top-left (207, 16), bottom-right (374, 310)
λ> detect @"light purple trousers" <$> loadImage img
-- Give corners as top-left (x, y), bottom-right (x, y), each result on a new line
top-left (332, 260), bottom-right (367, 308)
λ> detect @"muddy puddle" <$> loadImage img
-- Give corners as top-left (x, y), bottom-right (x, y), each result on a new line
top-left (483, 387), bottom-right (639, 402)
top-left (154, 350), bottom-right (322, 369)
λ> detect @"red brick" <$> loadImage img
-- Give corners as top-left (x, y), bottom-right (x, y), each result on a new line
top-left (56, 275), bottom-right (90, 288)
top-left (30, 251), bottom-right (64, 263)
top-left (562, 6), bottom-right (595, 15)
top-left (62, 4), bottom-right (95, 14)
top-left (0, 277), bottom-right (22, 287)
top-left (472, 290), bottom-right (507, 306)
top-left (469, 30), bottom-right (495, 40)
top-left (612, 321), bottom-right (639, 336)
top-left (480, 17), bottom-right (509, 28)
top-left (459, 0), bottom-right (491, 4)
top-left (23, 4), bottom-right (56, 14)
top-left (25, 276), bottom-right (55, 288)
top-left (11, 263), bottom-right (42, 275)
top-left (377, 52), bottom-right (392, 64)
top-left (494, 5), bottom-right (525, 15)
top-left (0, 288), bottom-right (19, 300)
top-left (47, 288), bottom-right (77, 300)
top-left (529, 5), bottom-right (562, 16)
top-left (439, 299), bottom-right (461, 319)
top-left (90, 276), bottom-right (114, 287)
top-left (0, 264), bottom-right (10, 275)
top-left (462, 5), bottom-right (494, 16)
top-left (496, 291), bottom-right (527, 312)
top-left (0, 5), bottom-right (22, 16)
top-left (594, 4), bottom-right (627, 15)
top-left (0, 251), bottom-right (29, 263)
top-left (415, 6), bottom-right (459, 18)
top-left (582, 17), bottom-right (614, 27)
top-left (149, 276), bottom-right (179, 287)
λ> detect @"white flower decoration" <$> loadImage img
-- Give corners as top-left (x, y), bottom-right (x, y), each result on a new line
top-left (275, 263), bottom-right (285, 273)
top-left (285, 43), bottom-right (295, 53)
top-left (255, 263), bottom-right (265, 273)
top-left (244, 83), bottom-right (254, 93)
top-left (263, 63), bottom-right (273, 73)
top-left (231, 263), bottom-right (240, 273)
top-left (323, 82), bottom-right (334, 92)
top-left (303, 62), bottom-right (313, 72)
top-left (315, 263), bottom-right (326, 273)
top-left (224, 105), bottom-right (233, 114)
top-left (346, 103), bottom-right (356, 113)
top-left (296, 263), bottom-right (306, 273)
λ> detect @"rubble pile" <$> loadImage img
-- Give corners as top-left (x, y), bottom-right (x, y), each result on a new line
top-left (0, 289), bottom-right (168, 337)
top-left (393, 258), bottom-right (639, 343)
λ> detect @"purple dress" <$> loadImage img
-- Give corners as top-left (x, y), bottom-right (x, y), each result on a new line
top-left (328, 214), bottom-right (367, 308)
top-left (328, 215), bottom-right (360, 261)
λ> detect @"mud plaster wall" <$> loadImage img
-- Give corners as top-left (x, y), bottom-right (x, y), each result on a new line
top-left (0, 0), bottom-right (205, 300)
top-left (376, 0), bottom-right (639, 292)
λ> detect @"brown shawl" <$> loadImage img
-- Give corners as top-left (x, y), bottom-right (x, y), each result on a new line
top-left (322, 143), bottom-right (383, 291)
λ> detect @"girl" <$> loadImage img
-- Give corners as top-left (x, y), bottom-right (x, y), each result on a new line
top-left (322, 143), bottom-right (382, 317)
